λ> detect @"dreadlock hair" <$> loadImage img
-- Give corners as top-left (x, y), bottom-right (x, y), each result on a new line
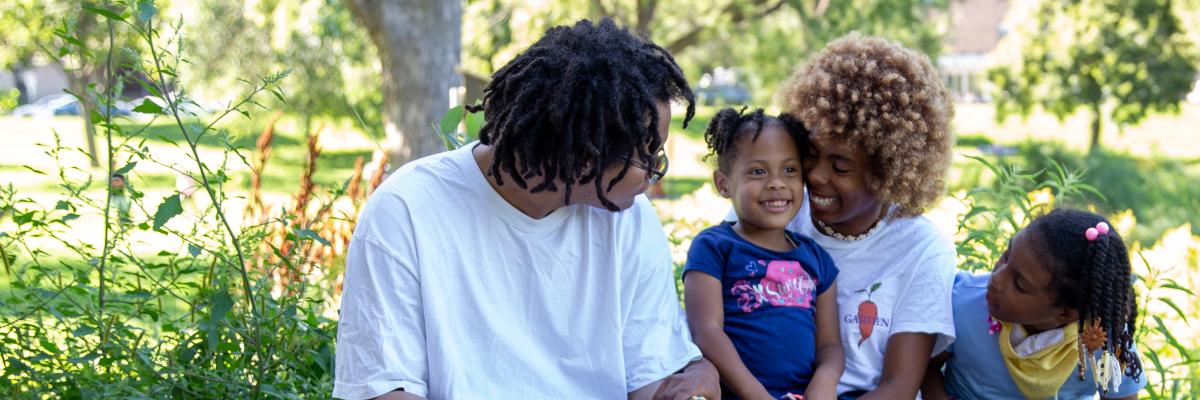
top-left (468, 18), bottom-right (694, 211)
top-left (703, 107), bottom-right (808, 172)
top-left (1027, 208), bottom-right (1142, 380)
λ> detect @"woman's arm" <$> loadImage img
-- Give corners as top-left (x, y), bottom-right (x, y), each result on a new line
top-left (858, 333), bottom-right (936, 400)
top-left (684, 272), bottom-right (775, 400)
top-left (919, 351), bottom-right (952, 400)
top-left (804, 282), bottom-right (844, 400)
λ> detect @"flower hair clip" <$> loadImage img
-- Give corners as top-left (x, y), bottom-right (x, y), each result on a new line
top-left (1085, 222), bottom-right (1110, 241)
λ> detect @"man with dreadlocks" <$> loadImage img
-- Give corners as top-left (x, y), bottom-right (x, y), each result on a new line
top-left (333, 19), bottom-right (718, 400)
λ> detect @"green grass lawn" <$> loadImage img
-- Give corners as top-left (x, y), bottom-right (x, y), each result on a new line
top-left (1, 114), bottom-right (377, 197)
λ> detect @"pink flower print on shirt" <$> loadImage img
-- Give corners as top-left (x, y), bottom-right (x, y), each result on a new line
top-left (731, 280), bottom-right (762, 313)
top-left (763, 260), bottom-right (817, 308)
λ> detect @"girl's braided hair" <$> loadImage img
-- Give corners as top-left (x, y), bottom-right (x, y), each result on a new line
top-left (1029, 208), bottom-right (1142, 379)
top-left (703, 107), bottom-right (807, 172)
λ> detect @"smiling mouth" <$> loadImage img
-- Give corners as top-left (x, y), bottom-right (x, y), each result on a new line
top-left (811, 195), bottom-right (835, 207)
top-left (760, 199), bottom-right (792, 210)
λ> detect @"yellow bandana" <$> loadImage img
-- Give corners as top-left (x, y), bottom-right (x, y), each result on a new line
top-left (997, 321), bottom-right (1080, 399)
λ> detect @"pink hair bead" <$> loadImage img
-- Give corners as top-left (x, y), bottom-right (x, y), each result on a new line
top-left (1086, 228), bottom-right (1099, 241)
top-left (1096, 222), bottom-right (1110, 235)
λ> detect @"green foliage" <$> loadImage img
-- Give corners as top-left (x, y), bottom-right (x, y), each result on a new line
top-left (433, 104), bottom-right (483, 151)
top-left (0, 89), bottom-right (18, 112)
top-left (1, 2), bottom-right (336, 397)
top-left (461, 0), bottom-right (948, 106)
top-left (954, 156), bottom-right (1099, 272)
top-left (1014, 141), bottom-right (1200, 244)
top-left (988, 0), bottom-right (1199, 151)
top-left (181, 0), bottom-right (382, 133)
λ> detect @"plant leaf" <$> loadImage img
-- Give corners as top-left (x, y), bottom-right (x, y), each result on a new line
top-left (294, 228), bottom-right (331, 246)
top-left (152, 194), bottom-right (182, 231)
top-left (132, 99), bottom-right (163, 114)
top-left (136, 0), bottom-right (157, 23)
top-left (82, 5), bottom-right (125, 22)
top-left (1157, 297), bottom-right (1189, 324)
top-left (439, 105), bottom-right (464, 134)
top-left (114, 161), bottom-right (137, 175)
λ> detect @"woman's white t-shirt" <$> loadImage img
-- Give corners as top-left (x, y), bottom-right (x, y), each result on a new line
top-left (785, 196), bottom-right (956, 395)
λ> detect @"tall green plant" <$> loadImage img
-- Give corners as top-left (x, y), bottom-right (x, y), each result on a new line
top-left (1, 1), bottom-right (338, 397)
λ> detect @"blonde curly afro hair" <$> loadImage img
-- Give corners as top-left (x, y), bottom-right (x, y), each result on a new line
top-left (780, 33), bottom-right (954, 218)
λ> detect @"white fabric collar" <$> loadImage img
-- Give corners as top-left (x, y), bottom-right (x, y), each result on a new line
top-left (1009, 324), bottom-right (1068, 357)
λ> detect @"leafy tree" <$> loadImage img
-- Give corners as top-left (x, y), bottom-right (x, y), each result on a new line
top-left (0, 1), bottom-right (152, 167)
top-left (2, 2), bottom-right (99, 166)
top-left (988, 0), bottom-right (1198, 153)
top-left (462, 0), bottom-right (947, 106)
top-left (179, 0), bottom-right (381, 136)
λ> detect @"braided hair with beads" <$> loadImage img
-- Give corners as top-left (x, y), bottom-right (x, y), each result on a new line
top-left (467, 18), bottom-right (694, 211)
top-left (1027, 208), bottom-right (1142, 381)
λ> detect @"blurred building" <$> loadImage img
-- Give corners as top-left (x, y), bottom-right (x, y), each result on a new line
top-left (938, 0), bottom-right (1010, 102)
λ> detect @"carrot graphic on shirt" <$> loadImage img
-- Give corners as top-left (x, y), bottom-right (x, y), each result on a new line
top-left (855, 282), bottom-right (882, 346)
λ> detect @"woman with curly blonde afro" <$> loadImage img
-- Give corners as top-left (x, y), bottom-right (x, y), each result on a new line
top-left (779, 32), bottom-right (957, 399)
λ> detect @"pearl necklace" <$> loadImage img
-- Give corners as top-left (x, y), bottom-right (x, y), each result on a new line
top-left (814, 217), bottom-right (885, 242)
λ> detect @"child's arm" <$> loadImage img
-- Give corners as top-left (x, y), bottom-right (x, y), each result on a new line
top-left (804, 282), bottom-right (844, 400)
top-left (858, 333), bottom-right (936, 400)
top-left (684, 271), bottom-right (776, 400)
top-left (919, 351), bottom-right (952, 400)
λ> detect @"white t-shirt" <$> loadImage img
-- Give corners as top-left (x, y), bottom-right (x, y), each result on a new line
top-left (786, 195), bottom-right (956, 395)
top-left (333, 144), bottom-right (701, 399)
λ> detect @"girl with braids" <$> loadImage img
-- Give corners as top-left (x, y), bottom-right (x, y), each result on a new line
top-left (769, 33), bottom-right (957, 399)
top-left (334, 19), bottom-right (720, 400)
top-left (922, 208), bottom-right (1146, 399)
top-left (685, 108), bottom-right (844, 400)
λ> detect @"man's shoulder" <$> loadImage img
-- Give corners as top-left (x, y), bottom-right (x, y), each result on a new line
top-left (381, 147), bottom-right (472, 191)
top-left (356, 147), bottom-right (480, 232)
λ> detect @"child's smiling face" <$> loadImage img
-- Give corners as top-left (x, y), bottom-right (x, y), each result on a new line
top-left (715, 122), bottom-right (804, 236)
top-left (802, 136), bottom-right (884, 236)
top-left (987, 228), bottom-right (1078, 332)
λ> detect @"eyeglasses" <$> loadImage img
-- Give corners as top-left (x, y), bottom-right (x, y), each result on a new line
top-left (629, 148), bottom-right (669, 184)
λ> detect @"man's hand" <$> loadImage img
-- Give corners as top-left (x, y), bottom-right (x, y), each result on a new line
top-left (651, 358), bottom-right (721, 400)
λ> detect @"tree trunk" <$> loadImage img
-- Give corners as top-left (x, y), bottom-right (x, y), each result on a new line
top-left (67, 72), bottom-right (100, 168)
top-left (11, 66), bottom-right (29, 105)
top-left (344, 0), bottom-right (462, 169)
top-left (1089, 102), bottom-right (1102, 154)
top-left (635, 0), bottom-right (657, 37)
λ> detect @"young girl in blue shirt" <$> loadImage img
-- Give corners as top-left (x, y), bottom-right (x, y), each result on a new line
top-left (684, 108), bottom-right (844, 400)
top-left (923, 208), bottom-right (1146, 399)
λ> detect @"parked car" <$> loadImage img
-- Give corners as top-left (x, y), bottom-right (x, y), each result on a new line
top-left (10, 93), bottom-right (131, 118)
top-left (10, 94), bottom-right (76, 117)
top-left (696, 84), bottom-right (751, 106)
